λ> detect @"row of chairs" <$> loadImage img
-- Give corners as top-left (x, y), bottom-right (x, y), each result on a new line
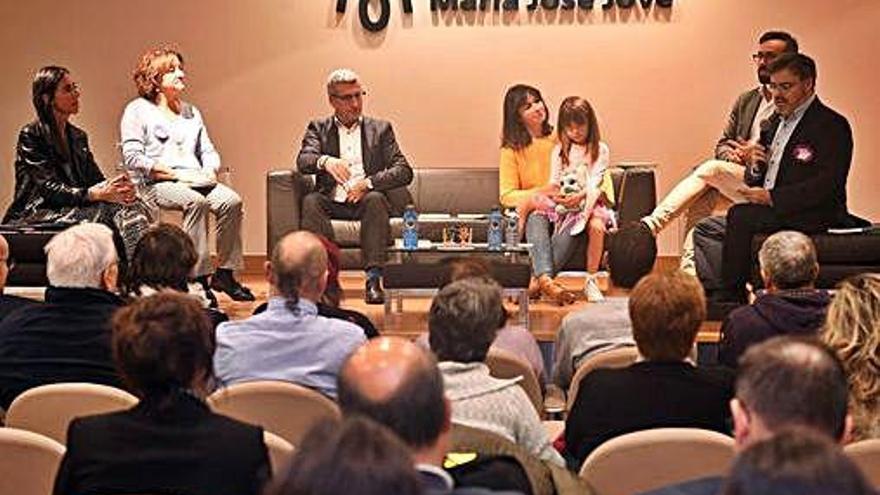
top-left (3, 379), bottom-right (879, 495)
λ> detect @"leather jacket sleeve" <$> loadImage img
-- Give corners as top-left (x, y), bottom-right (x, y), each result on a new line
top-left (15, 125), bottom-right (92, 208)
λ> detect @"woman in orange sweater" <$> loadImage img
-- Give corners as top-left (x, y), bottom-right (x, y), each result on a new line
top-left (499, 85), bottom-right (573, 304)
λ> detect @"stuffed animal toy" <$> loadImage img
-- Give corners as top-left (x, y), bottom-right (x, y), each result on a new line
top-left (555, 164), bottom-right (589, 236)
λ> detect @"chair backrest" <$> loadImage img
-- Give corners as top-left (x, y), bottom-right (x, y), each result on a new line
top-left (485, 349), bottom-right (543, 416)
top-left (566, 346), bottom-right (639, 412)
top-left (0, 427), bottom-right (66, 495)
top-left (264, 430), bottom-right (295, 477)
top-left (5, 383), bottom-right (139, 444)
top-left (207, 380), bottom-right (341, 447)
top-left (844, 439), bottom-right (880, 487)
top-left (579, 428), bottom-right (735, 495)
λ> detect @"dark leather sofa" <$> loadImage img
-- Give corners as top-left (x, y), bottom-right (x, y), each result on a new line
top-left (266, 165), bottom-right (658, 270)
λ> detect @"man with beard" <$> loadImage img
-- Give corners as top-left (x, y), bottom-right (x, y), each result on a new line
top-left (713, 52), bottom-right (854, 303)
top-left (640, 31), bottom-right (798, 274)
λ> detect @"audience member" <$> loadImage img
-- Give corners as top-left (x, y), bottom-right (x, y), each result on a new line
top-left (0, 223), bottom-right (125, 409)
top-left (822, 273), bottom-right (880, 441)
top-left (429, 278), bottom-right (565, 466)
top-left (718, 231), bottom-right (828, 368)
top-left (415, 257), bottom-right (545, 385)
top-left (53, 292), bottom-right (270, 495)
top-left (641, 31), bottom-right (799, 274)
top-left (3, 66), bottom-right (149, 261)
top-left (122, 222), bottom-right (228, 328)
top-left (719, 429), bottom-right (873, 495)
top-left (0, 234), bottom-right (37, 322)
top-left (253, 234), bottom-right (378, 339)
top-left (641, 336), bottom-right (852, 495)
top-left (552, 222), bottom-right (657, 389)
top-left (266, 416), bottom-right (422, 495)
top-left (214, 230), bottom-right (366, 398)
top-left (565, 271), bottom-right (733, 468)
top-left (338, 336), bottom-right (528, 494)
top-left (296, 68), bottom-right (414, 305)
top-left (121, 47), bottom-right (252, 304)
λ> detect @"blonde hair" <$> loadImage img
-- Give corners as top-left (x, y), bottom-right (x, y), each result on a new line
top-left (822, 273), bottom-right (880, 440)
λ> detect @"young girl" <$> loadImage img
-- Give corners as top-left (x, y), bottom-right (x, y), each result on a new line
top-left (549, 96), bottom-right (615, 302)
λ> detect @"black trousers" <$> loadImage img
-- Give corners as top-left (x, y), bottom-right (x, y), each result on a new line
top-left (721, 204), bottom-right (793, 296)
top-left (300, 191), bottom-right (390, 270)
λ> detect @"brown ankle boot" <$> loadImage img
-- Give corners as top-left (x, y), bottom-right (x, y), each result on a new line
top-left (538, 275), bottom-right (576, 306)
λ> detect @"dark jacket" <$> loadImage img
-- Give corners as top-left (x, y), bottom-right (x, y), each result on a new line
top-left (295, 116), bottom-right (414, 213)
top-left (0, 294), bottom-right (38, 324)
top-left (719, 289), bottom-right (831, 368)
top-left (4, 121), bottom-right (106, 224)
top-left (53, 391), bottom-right (270, 495)
top-left (565, 361), bottom-right (734, 467)
top-left (0, 286), bottom-right (125, 409)
top-left (768, 98), bottom-right (853, 230)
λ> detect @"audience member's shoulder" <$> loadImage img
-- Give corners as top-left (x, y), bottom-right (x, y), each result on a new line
top-left (0, 294), bottom-right (39, 322)
top-left (692, 364), bottom-right (736, 387)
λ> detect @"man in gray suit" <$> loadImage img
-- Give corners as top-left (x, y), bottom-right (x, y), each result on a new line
top-left (640, 31), bottom-right (799, 273)
top-left (296, 68), bottom-right (414, 304)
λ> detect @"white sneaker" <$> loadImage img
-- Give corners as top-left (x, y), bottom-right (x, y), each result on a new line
top-left (584, 276), bottom-right (605, 303)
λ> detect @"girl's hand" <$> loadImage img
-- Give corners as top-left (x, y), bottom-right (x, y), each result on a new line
top-left (555, 192), bottom-right (586, 209)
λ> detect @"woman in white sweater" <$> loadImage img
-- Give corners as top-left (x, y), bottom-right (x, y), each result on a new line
top-left (120, 47), bottom-right (252, 303)
top-left (429, 277), bottom-right (565, 467)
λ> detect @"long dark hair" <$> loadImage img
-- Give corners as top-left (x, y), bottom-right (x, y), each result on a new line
top-left (557, 96), bottom-right (601, 166)
top-left (31, 65), bottom-right (70, 153)
top-left (501, 84), bottom-right (552, 150)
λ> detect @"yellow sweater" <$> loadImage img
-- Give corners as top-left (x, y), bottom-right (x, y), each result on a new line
top-left (498, 136), bottom-right (556, 208)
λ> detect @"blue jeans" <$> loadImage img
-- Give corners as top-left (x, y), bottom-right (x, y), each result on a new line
top-left (525, 213), bottom-right (581, 277)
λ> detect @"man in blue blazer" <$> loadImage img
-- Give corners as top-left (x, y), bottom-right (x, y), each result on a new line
top-left (296, 68), bottom-right (414, 304)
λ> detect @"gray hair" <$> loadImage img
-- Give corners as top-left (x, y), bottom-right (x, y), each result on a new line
top-left (758, 231), bottom-right (818, 290)
top-left (45, 223), bottom-right (117, 288)
top-left (326, 68), bottom-right (360, 95)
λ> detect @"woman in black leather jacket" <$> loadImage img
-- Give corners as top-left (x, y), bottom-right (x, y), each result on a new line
top-left (3, 66), bottom-right (150, 261)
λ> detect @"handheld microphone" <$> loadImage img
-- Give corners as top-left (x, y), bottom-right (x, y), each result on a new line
top-left (745, 113), bottom-right (780, 187)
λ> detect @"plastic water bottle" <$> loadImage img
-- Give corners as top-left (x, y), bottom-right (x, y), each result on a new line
top-left (505, 209), bottom-right (520, 247)
top-left (402, 204), bottom-right (419, 250)
top-left (487, 206), bottom-right (503, 250)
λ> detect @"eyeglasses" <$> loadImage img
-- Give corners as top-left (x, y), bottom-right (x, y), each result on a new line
top-left (767, 81), bottom-right (799, 93)
top-left (751, 52), bottom-right (779, 62)
top-left (59, 82), bottom-right (80, 94)
top-left (330, 91), bottom-right (366, 103)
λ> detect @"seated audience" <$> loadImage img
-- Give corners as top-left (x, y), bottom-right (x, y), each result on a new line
top-left (429, 278), bottom-right (565, 467)
top-left (719, 429), bottom-right (873, 495)
top-left (552, 222), bottom-right (657, 390)
top-left (416, 257), bottom-right (545, 385)
top-left (3, 66), bottom-right (150, 262)
top-left (214, 230), bottom-right (366, 398)
top-left (122, 222), bottom-right (228, 328)
top-left (718, 231), bottom-right (828, 368)
top-left (565, 271), bottom-right (734, 468)
top-left (0, 234), bottom-right (38, 322)
top-left (53, 292), bottom-right (270, 495)
top-left (822, 273), bottom-right (880, 441)
top-left (338, 336), bottom-right (529, 494)
top-left (266, 417), bottom-right (422, 495)
top-left (0, 223), bottom-right (125, 409)
top-left (253, 234), bottom-right (378, 339)
top-left (640, 336), bottom-right (852, 495)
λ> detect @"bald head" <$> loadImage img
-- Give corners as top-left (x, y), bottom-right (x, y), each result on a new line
top-left (0, 235), bottom-right (9, 291)
top-left (338, 337), bottom-right (447, 450)
top-left (270, 231), bottom-right (328, 303)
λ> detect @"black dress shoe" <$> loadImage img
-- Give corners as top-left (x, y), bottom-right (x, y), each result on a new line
top-left (211, 269), bottom-right (256, 302)
top-left (365, 277), bottom-right (385, 305)
top-left (195, 276), bottom-right (219, 309)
